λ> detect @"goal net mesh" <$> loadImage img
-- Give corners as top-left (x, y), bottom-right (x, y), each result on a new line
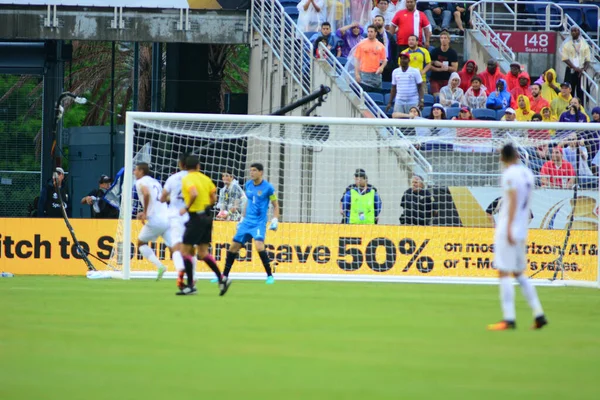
top-left (107, 115), bottom-right (599, 285)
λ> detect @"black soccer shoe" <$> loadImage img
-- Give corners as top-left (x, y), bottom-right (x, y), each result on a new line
top-left (176, 286), bottom-right (198, 296)
top-left (219, 278), bottom-right (232, 297)
top-left (532, 315), bottom-right (548, 330)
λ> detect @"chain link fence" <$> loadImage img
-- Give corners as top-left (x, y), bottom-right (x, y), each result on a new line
top-left (0, 75), bottom-right (43, 217)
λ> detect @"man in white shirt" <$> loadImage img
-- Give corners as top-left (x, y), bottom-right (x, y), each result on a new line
top-left (160, 153), bottom-right (189, 285)
top-left (134, 162), bottom-right (173, 280)
top-left (488, 144), bottom-right (547, 331)
top-left (386, 52), bottom-right (424, 114)
top-left (370, 0), bottom-right (395, 29)
top-left (297, 0), bottom-right (326, 33)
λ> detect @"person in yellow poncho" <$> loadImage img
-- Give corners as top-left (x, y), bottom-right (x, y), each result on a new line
top-left (540, 68), bottom-right (560, 104)
top-left (550, 82), bottom-right (573, 118)
top-left (515, 95), bottom-right (534, 121)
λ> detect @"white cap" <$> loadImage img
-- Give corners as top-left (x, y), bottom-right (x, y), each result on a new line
top-left (504, 107), bottom-right (516, 114)
top-left (55, 167), bottom-right (68, 174)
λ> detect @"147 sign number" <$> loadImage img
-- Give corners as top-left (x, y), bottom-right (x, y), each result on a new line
top-left (496, 31), bottom-right (557, 54)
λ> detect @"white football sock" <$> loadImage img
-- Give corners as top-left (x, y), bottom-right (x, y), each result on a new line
top-left (172, 250), bottom-right (185, 272)
top-left (516, 274), bottom-right (544, 318)
top-left (500, 276), bottom-right (516, 322)
top-left (139, 245), bottom-right (164, 269)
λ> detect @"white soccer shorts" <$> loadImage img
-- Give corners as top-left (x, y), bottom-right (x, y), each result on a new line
top-left (138, 218), bottom-right (173, 248)
top-left (168, 215), bottom-right (188, 246)
top-left (494, 238), bottom-right (527, 273)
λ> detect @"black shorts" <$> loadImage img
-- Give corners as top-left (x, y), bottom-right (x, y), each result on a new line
top-left (182, 212), bottom-right (213, 246)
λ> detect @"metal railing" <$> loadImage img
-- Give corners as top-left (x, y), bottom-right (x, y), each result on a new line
top-left (470, 9), bottom-right (516, 63)
top-left (316, 42), bottom-right (433, 176)
top-left (250, 0), bottom-right (312, 94)
top-left (472, 0), bottom-right (565, 31)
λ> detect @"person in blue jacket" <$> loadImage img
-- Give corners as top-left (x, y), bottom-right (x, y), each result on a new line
top-left (486, 78), bottom-right (511, 111)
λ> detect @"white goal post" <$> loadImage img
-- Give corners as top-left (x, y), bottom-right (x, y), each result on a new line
top-left (106, 112), bottom-right (599, 288)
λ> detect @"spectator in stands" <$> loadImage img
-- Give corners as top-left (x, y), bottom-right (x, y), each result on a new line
top-left (390, 0), bottom-right (431, 52)
top-left (373, 15), bottom-right (397, 81)
top-left (351, 0), bottom-right (372, 28)
top-left (550, 82), bottom-right (573, 118)
top-left (393, 105), bottom-right (423, 119)
top-left (313, 37), bottom-right (330, 58)
top-left (388, 0), bottom-right (406, 17)
top-left (216, 172), bottom-right (246, 221)
top-left (297, 0), bottom-right (326, 33)
top-left (531, 114), bottom-right (542, 122)
top-left (592, 107), bottom-right (600, 123)
top-left (515, 95), bottom-right (534, 122)
top-left (429, 103), bottom-right (447, 120)
top-left (353, 25), bottom-right (387, 90)
top-left (428, 30), bottom-right (459, 96)
top-left (387, 53), bottom-right (424, 113)
top-left (399, 175), bottom-right (436, 226)
top-left (505, 62), bottom-right (522, 92)
top-left (336, 22), bottom-right (364, 57)
top-left (561, 26), bottom-right (591, 104)
top-left (528, 83), bottom-right (550, 114)
top-left (462, 76), bottom-right (487, 109)
top-left (453, 106), bottom-right (474, 120)
top-left (486, 79), bottom-right (511, 111)
top-left (341, 168), bottom-right (382, 224)
top-left (81, 174), bottom-right (119, 219)
top-left (370, 0), bottom-right (395, 28)
top-left (559, 97), bottom-right (590, 123)
top-left (479, 58), bottom-right (505, 96)
top-left (501, 107), bottom-right (516, 122)
top-left (509, 71), bottom-right (531, 108)
top-left (540, 147), bottom-right (575, 189)
top-left (310, 22), bottom-right (340, 54)
top-left (400, 34), bottom-right (431, 83)
top-left (561, 133), bottom-right (595, 187)
top-left (457, 60), bottom-right (477, 92)
top-left (439, 72), bottom-right (464, 107)
top-left (420, 1), bottom-right (452, 34)
top-left (540, 68), bottom-right (560, 104)
top-left (451, 2), bottom-right (472, 35)
top-left (541, 106), bottom-right (558, 126)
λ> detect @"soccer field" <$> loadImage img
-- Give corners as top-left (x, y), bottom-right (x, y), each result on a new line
top-left (1, 277), bottom-right (599, 400)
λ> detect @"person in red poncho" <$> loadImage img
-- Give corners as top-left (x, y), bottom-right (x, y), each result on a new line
top-left (457, 59), bottom-right (477, 92)
top-left (478, 58), bottom-right (505, 95)
top-left (510, 71), bottom-right (531, 108)
top-left (505, 62), bottom-right (521, 92)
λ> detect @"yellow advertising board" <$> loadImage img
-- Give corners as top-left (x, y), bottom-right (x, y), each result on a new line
top-left (0, 218), bottom-right (597, 283)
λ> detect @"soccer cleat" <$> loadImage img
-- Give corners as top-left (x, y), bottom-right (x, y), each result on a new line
top-left (532, 315), bottom-right (548, 330)
top-left (219, 278), bottom-right (232, 296)
top-left (487, 320), bottom-right (516, 331)
top-left (176, 286), bottom-right (198, 296)
top-left (157, 265), bottom-right (167, 281)
top-left (266, 275), bottom-right (275, 285)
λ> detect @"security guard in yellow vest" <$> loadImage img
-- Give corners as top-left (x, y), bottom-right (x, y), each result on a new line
top-left (341, 169), bottom-right (382, 224)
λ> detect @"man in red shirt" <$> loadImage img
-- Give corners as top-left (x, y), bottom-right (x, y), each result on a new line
top-left (390, 0), bottom-right (431, 52)
top-left (528, 83), bottom-right (550, 114)
top-left (540, 147), bottom-right (575, 189)
top-left (479, 58), bottom-right (506, 95)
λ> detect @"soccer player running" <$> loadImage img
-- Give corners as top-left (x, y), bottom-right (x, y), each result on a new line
top-left (221, 163), bottom-right (279, 284)
top-left (160, 153), bottom-right (189, 291)
top-left (134, 163), bottom-right (172, 280)
top-left (179, 155), bottom-right (231, 296)
top-left (488, 144), bottom-right (548, 331)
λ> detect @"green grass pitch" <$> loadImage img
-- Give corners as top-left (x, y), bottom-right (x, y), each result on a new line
top-left (1, 277), bottom-right (599, 400)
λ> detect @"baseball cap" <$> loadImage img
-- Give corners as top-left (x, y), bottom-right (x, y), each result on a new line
top-left (55, 167), bottom-right (67, 175)
top-left (99, 174), bottom-right (113, 184)
top-left (354, 168), bottom-right (367, 178)
top-left (432, 103), bottom-right (445, 111)
top-left (505, 107), bottom-right (516, 114)
top-left (560, 82), bottom-right (571, 88)
top-left (487, 58), bottom-right (498, 66)
top-left (510, 61), bottom-right (520, 67)
top-left (399, 53), bottom-right (411, 60)
top-left (460, 106), bottom-right (471, 113)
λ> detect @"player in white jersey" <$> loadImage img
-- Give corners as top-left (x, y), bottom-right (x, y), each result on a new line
top-left (134, 162), bottom-right (173, 280)
top-left (488, 144), bottom-right (547, 331)
top-left (160, 153), bottom-right (189, 287)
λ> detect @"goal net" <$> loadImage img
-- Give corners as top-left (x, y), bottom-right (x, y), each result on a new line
top-left (106, 113), bottom-right (599, 287)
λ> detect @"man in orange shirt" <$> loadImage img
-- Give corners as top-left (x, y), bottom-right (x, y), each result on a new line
top-left (354, 25), bottom-right (388, 89)
top-left (528, 83), bottom-right (550, 114)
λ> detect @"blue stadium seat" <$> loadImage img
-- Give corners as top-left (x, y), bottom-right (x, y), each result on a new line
top-left (446, 107), bottom-right (461, 120)
top-left (533, 4), bottom-right (561, 28)
top-left (381, 81), bottom-right (392, 92)
top-left (367, 92), bottom-right (385, 105)
top-left (284, 6), bottom-right (299, 19)
top-left (423, 94), bottom-right (435, 106)
top-left (384, 93), bottom-right (392, 106)
top-left (279, 0), bottom-right (299, 7)
top-left (472, 108), bottom-right (497, 121)
top-left (496, 109), bottom-right (506, 120)
top-left (422, 106), bottom-right (432, 119)
top-left (336, 57), bottom-right (347, 66)
top-left (585, 8), bottom-right (599, 31)
top-left (561, 6), bottom-right (584, 26)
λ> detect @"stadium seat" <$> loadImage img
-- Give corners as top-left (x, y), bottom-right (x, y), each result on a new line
top-left (367, 92), bottom-right (385, 105)
top-left (533, 4), bottom-right (561, 28)
top-left (381, 81), bottom-right (392, 92)
top-left (584, 8), bottom-right (599, 31)
top-left (423, 94), bottom-right (435, 106)
top-left (279, 0), bottom-right (299, 7)
top-left (284, 6), bottom-right (299, 19)
top-left (472, 108), bottom-right (497, 121)
top-left (561, 6), bottom-right (584, 26)
top-left (422, 106), bottom-right (432, 119)
top-left (336, 57), bottom-right (347, 66)
top-left (495, 109), bottom-right (506, 120)
top-left (384, 93), bottom-right (392, 106)
top-left (446, 107), bottom-right (460, 120)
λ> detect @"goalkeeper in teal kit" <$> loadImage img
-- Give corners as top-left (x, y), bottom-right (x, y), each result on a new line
top-left (220, 163), bottom-right (280, 284)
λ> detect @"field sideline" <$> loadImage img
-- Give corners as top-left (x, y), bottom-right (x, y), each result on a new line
top-left (1, 277), bottom-right (599, 399)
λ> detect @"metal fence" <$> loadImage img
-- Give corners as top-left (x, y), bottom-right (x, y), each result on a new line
top-left (0, 74), bottom-right (43, 217)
